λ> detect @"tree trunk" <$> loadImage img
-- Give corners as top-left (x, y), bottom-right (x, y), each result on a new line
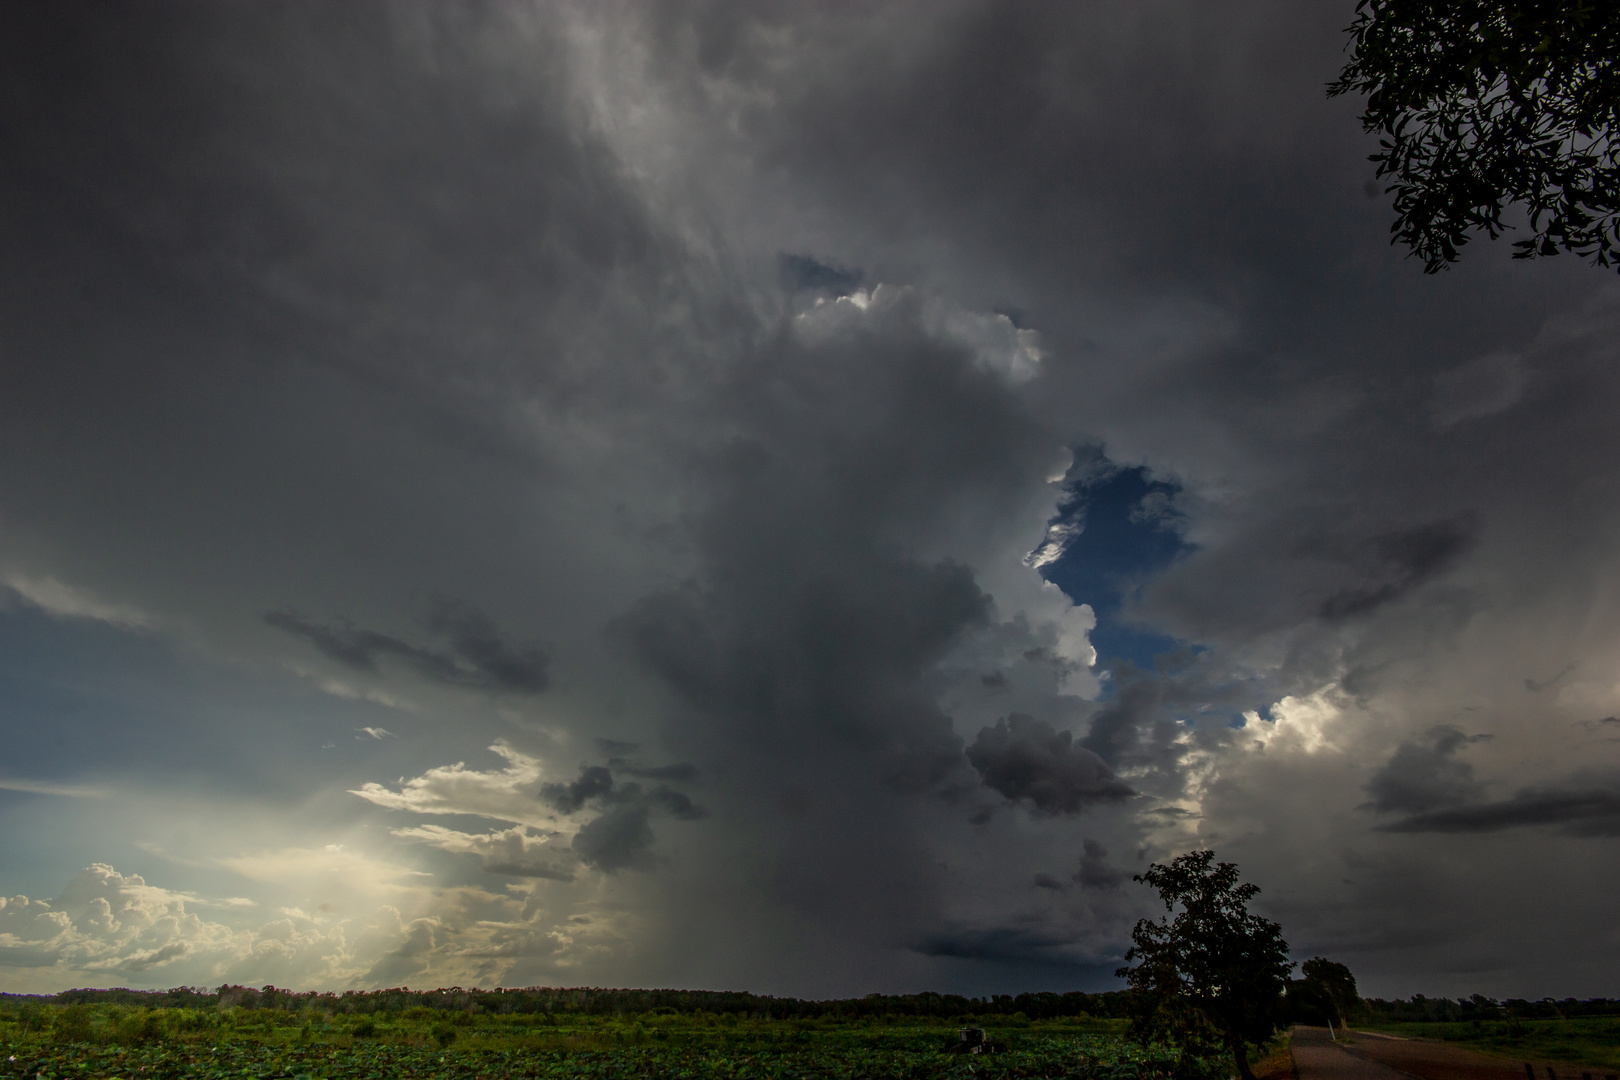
top-left (1231, 1036), bottom-right (1258, 1080)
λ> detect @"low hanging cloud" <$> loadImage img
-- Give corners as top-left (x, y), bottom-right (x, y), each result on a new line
top-left (1376, 780), bottom-right (1620, 837)
top-left (911, 921), bottom-right (1084, 963)
top-left (967, 713), bottom-right (1134, 815)
top-left (266, 598), bottom-right (548, 694)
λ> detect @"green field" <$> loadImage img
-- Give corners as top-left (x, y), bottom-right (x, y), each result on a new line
top-left (1360, 1018), bottom-right (1620, 1071)
top-left (0, 1004), bottom-right (1228, 1080)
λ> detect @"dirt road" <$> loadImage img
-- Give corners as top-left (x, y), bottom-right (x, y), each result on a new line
top-left (1293, 1026), bottom-right (1615, 1080)
top-left (1294, 1026), bottom-right (1416, 1080)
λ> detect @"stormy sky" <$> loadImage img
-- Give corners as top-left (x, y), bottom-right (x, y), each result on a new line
top-left (2, 1), bottom-right (1619, 1000)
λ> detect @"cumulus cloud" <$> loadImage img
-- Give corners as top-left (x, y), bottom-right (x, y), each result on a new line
top-left (0, 865), bottom-right (329, 989)
top-left (0, 856), bottom-right (633, 992)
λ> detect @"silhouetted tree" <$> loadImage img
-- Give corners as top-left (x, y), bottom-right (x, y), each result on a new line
top-left (1300, 957), bottom-right (1359, 1030)
top-left (1329, 1), bottom-right (1620, 272)
top-left (1117, 851), bottom-right (1292, 1080)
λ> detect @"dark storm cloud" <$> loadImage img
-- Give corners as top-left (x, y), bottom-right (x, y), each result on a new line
top-left (1362, 726), bottom-right (1489, 815)
top-left (1377, 782), bottom-right (1620, 837)
top-left (1078, 671), bottom-right (1170, 768)
top-left (542, 763), bottom-right (708, 872)
top-left (1030, 839), bottom-right (1126, 892)
top-left (1076, 839), bottom-right (1128, 891)
top-left (1318, 516), bottom-right (1480, 622)
top-left (611, 760), bottom-right (702, 783)
top-left (541, 766), bottom-right (616, 814)
top-left (264, 602), bottom-right (548, 694)
top-left (611, 291), bottom-right (1055, 811)
top-left (0, 1), bottom-right (678, 408)
top-left (425, 598), bottom-right (550, 693)
top-left (572, 802), bottom-right (658, 873)
top-left (967, 714), bottom-right (1133, 816)
top-left (911, 922), bottom-right (1081, 964)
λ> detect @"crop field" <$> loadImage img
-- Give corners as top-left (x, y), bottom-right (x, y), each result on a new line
top-left (0, 1004), bottom-right (1229, 1080)
top-left (1360, 1018), bottom-right (1620, 1072)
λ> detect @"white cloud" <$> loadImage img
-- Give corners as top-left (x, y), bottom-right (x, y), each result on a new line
top-left (1248, 686), bottom-right (1352, 755)
top-left (0, 856), bottom-right (628, 992)
top-left (942, 310), bottom-right (1045, 385)
top-left (349, 741), bottom-right (557, 829)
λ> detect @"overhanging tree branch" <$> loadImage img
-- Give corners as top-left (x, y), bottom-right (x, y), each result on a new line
top-left (1330, 1), bottom-right (1620, 272)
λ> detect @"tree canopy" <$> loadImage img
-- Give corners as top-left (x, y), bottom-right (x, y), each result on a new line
top-left (1117, 851), bottom-right (1292, 1080)
top-left (1329, 1), bottom-right (1620, 272)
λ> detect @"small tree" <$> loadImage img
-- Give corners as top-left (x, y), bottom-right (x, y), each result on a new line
top-left (1117, 851), bottom-right (1292, 1080)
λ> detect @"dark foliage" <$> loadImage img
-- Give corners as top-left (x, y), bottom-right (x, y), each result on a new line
top-left (1330, 1), bottom-right (1620, 271)
top-left (1116, 852), bottom-right (1292, 1080)
top-left (1, 985), bottom-right (1130, 1022)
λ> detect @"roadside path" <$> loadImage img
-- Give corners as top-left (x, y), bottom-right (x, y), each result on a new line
top-left (1294, 1026), bottom-right (1416, 1080)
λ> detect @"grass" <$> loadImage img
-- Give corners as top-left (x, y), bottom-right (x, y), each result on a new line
top-left (1359, 1018), bottom-right (1620, 1071)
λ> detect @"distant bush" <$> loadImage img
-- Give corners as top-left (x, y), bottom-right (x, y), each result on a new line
top-left (112, 1007), bottom-right (167, 1045)
top-left (53, 1004), bottom-right (94, 1043)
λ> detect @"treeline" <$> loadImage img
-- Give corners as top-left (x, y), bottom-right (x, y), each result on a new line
top-left (1358, 995), bottom-right (1620, 1023)
top-left (2, 985), bottom-right (1131, 1021)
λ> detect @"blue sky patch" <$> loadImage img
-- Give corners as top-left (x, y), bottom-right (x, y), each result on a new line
top-left (1036, 452), bottom-right (1194, 669)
